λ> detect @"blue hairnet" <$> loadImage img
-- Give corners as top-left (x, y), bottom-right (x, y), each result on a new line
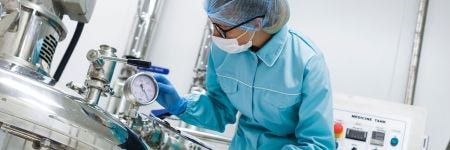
top-left (205, 0), bottom-right (290, 34)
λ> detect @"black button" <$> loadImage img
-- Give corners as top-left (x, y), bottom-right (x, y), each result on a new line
top-left (351, 147), bottom-right (357, 150)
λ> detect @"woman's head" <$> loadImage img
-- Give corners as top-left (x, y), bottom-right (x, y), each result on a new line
top-left (205, 0), bottom-right (290, 34)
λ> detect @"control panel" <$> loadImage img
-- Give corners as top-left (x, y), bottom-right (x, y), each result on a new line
top-left (333, 93), bottom-right (427, 150)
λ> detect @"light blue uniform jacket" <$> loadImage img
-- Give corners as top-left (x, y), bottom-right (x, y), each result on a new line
top-left (179, 26), bottom-right (335, 150)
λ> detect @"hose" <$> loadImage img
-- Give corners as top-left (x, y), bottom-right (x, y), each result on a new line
top-left (52, 22), bottom-right (85, 84)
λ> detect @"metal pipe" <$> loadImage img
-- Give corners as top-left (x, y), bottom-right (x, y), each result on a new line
top-left (82, 45), bottom-right (117, 105)
top-left (142, 114), bottom-right (214, 150)
top-left (125, 0), bottom-right (165, 58)
top-left (85, 87), bottom-right (102, 105)
top-left (105, 0), bottom-right (164, 115)
top-left (106, 81), bottom-right (124, 113)
top-left (404, 0), bottom-right (429, 105)
top-left (102, 56), bottom-right (127, 63)
top-left (177, 20), bottom-right (213, 131)
top-left (107, 66), bottom-right (136, 115)
top-left (177, 127), bottom-right (232, 144)
top-left (189, 20), bottom-right (213, 94)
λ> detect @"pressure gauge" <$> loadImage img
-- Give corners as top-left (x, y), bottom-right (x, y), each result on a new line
top-left (123, 72), bottom-right (158, 105)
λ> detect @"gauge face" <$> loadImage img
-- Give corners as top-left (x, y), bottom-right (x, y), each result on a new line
top-left (125, 73), bottom-right (158, 105)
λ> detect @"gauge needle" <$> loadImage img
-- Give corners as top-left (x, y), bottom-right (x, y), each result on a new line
top-left (140, 84), bottom-right (150, 100)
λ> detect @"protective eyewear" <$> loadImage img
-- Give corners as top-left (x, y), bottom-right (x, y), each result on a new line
top-left (212, 15), bottom-right (264, 38)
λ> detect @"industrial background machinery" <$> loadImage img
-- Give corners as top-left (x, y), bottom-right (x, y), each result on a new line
top-left (333, 94), bottom-right (428, 150)
top-left (0, 0), bottom-right (215, 149)
top-left (0, 0), bottom-right (430, 150)
top-left (0, 0), bottom-right (147, 148)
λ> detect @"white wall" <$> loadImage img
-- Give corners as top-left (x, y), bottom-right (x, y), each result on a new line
top-left (289, 1), bottom-right (450, 149)
top-left (414, 0), bottom-right (450, 149)
top-left (289, 0), bottom-right (420, 103)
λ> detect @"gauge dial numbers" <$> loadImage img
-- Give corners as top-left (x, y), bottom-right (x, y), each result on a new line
top-left (123, 73), bottom-right (158, 105)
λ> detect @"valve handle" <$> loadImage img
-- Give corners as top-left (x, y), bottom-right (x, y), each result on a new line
top-left (127, 59), bottom-right (152, 68)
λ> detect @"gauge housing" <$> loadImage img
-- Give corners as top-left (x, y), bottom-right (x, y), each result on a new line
top-left (123, 72), bottom-right (159, 105)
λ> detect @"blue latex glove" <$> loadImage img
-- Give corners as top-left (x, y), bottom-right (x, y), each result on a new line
top-left (153, 74), bottom-right (187, 115)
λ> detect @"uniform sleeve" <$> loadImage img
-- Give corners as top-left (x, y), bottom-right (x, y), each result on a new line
top-left (282, 54), bottom-right (335, 150)
top-left (177, 51), bottom-right (238, 132)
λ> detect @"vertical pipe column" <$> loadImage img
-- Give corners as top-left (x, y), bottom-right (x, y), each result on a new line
top-left (404, 0), bottom-right (429, 105)
top-left (106, 0), bottom-right (165, 115)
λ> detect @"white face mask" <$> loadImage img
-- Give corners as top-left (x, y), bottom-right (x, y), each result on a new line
top-left (212, 31), bottom-right (255, 54)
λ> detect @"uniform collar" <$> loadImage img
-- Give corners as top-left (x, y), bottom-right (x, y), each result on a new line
top-left (254, 25), bottom-right (288, 67)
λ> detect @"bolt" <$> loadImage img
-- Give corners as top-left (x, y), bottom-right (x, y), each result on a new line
top-left (32, 141), bottom-right (41, 149)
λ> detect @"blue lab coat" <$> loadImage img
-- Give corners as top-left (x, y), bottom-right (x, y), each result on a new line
top-left (179, 26), bottom-right (335, 150)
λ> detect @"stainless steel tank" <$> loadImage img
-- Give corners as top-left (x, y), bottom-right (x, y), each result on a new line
top-left (0, 0), bottom-right (67, 82)
top-left (0, 60), bottom-right (149, 149)
top-left (0, 0), bottom-right (148, 149)
top-left (0, 0), bottom-right (217, 149)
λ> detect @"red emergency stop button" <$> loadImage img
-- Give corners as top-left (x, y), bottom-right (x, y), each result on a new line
top-left (334, 122), bottom-right (344, 138)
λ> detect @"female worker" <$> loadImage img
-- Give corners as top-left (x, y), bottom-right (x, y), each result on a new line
top-left (153, 0), bottom-right (335, 149)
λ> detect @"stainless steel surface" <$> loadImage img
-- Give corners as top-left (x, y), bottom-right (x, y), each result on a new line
top-left (0, 0), bottom-right (67, 78)
top-left (103, 56), bottom-right (128, 63)
top-left (66, 81), bottom-right (87, 95)
top-left (125, 0), bottom-right (164, 58)
top-left (177, 128), bottom-right (231, 144)
top-left (138, 114), bottom-right (214, 150)
top-left (80, 1), bottom-right (215, 149)
top-left (405, 0), bottom-right (429, 105)
top-left (0, 0), bottom-right (95, 84)
top-left (0, 1), bottom-right (155, 149)
top-left (54, 0), bottom-right (97, 23)
top-left (0, 59), bottom-right (54, 84)
top-left (19, 1), bottom-right (67, 40)
top-left (106, 65), bottom-right (137, 116)
top-left (0, 11), bottom-right (19, 36)
top-left (123, 72), bottom-right (158, 106)
top-left (68, 45), bottom-right (117, 106)
top-left (0, 65), bottom-right (137, 149)
top-left (106, 0), bottom-right (164, 117)
top-left (85, 87), bottom-right (103, 106)
top-left (106, 81), bottom-right (125, 114)
top-left (92, 45), bottom-right (118, 82)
